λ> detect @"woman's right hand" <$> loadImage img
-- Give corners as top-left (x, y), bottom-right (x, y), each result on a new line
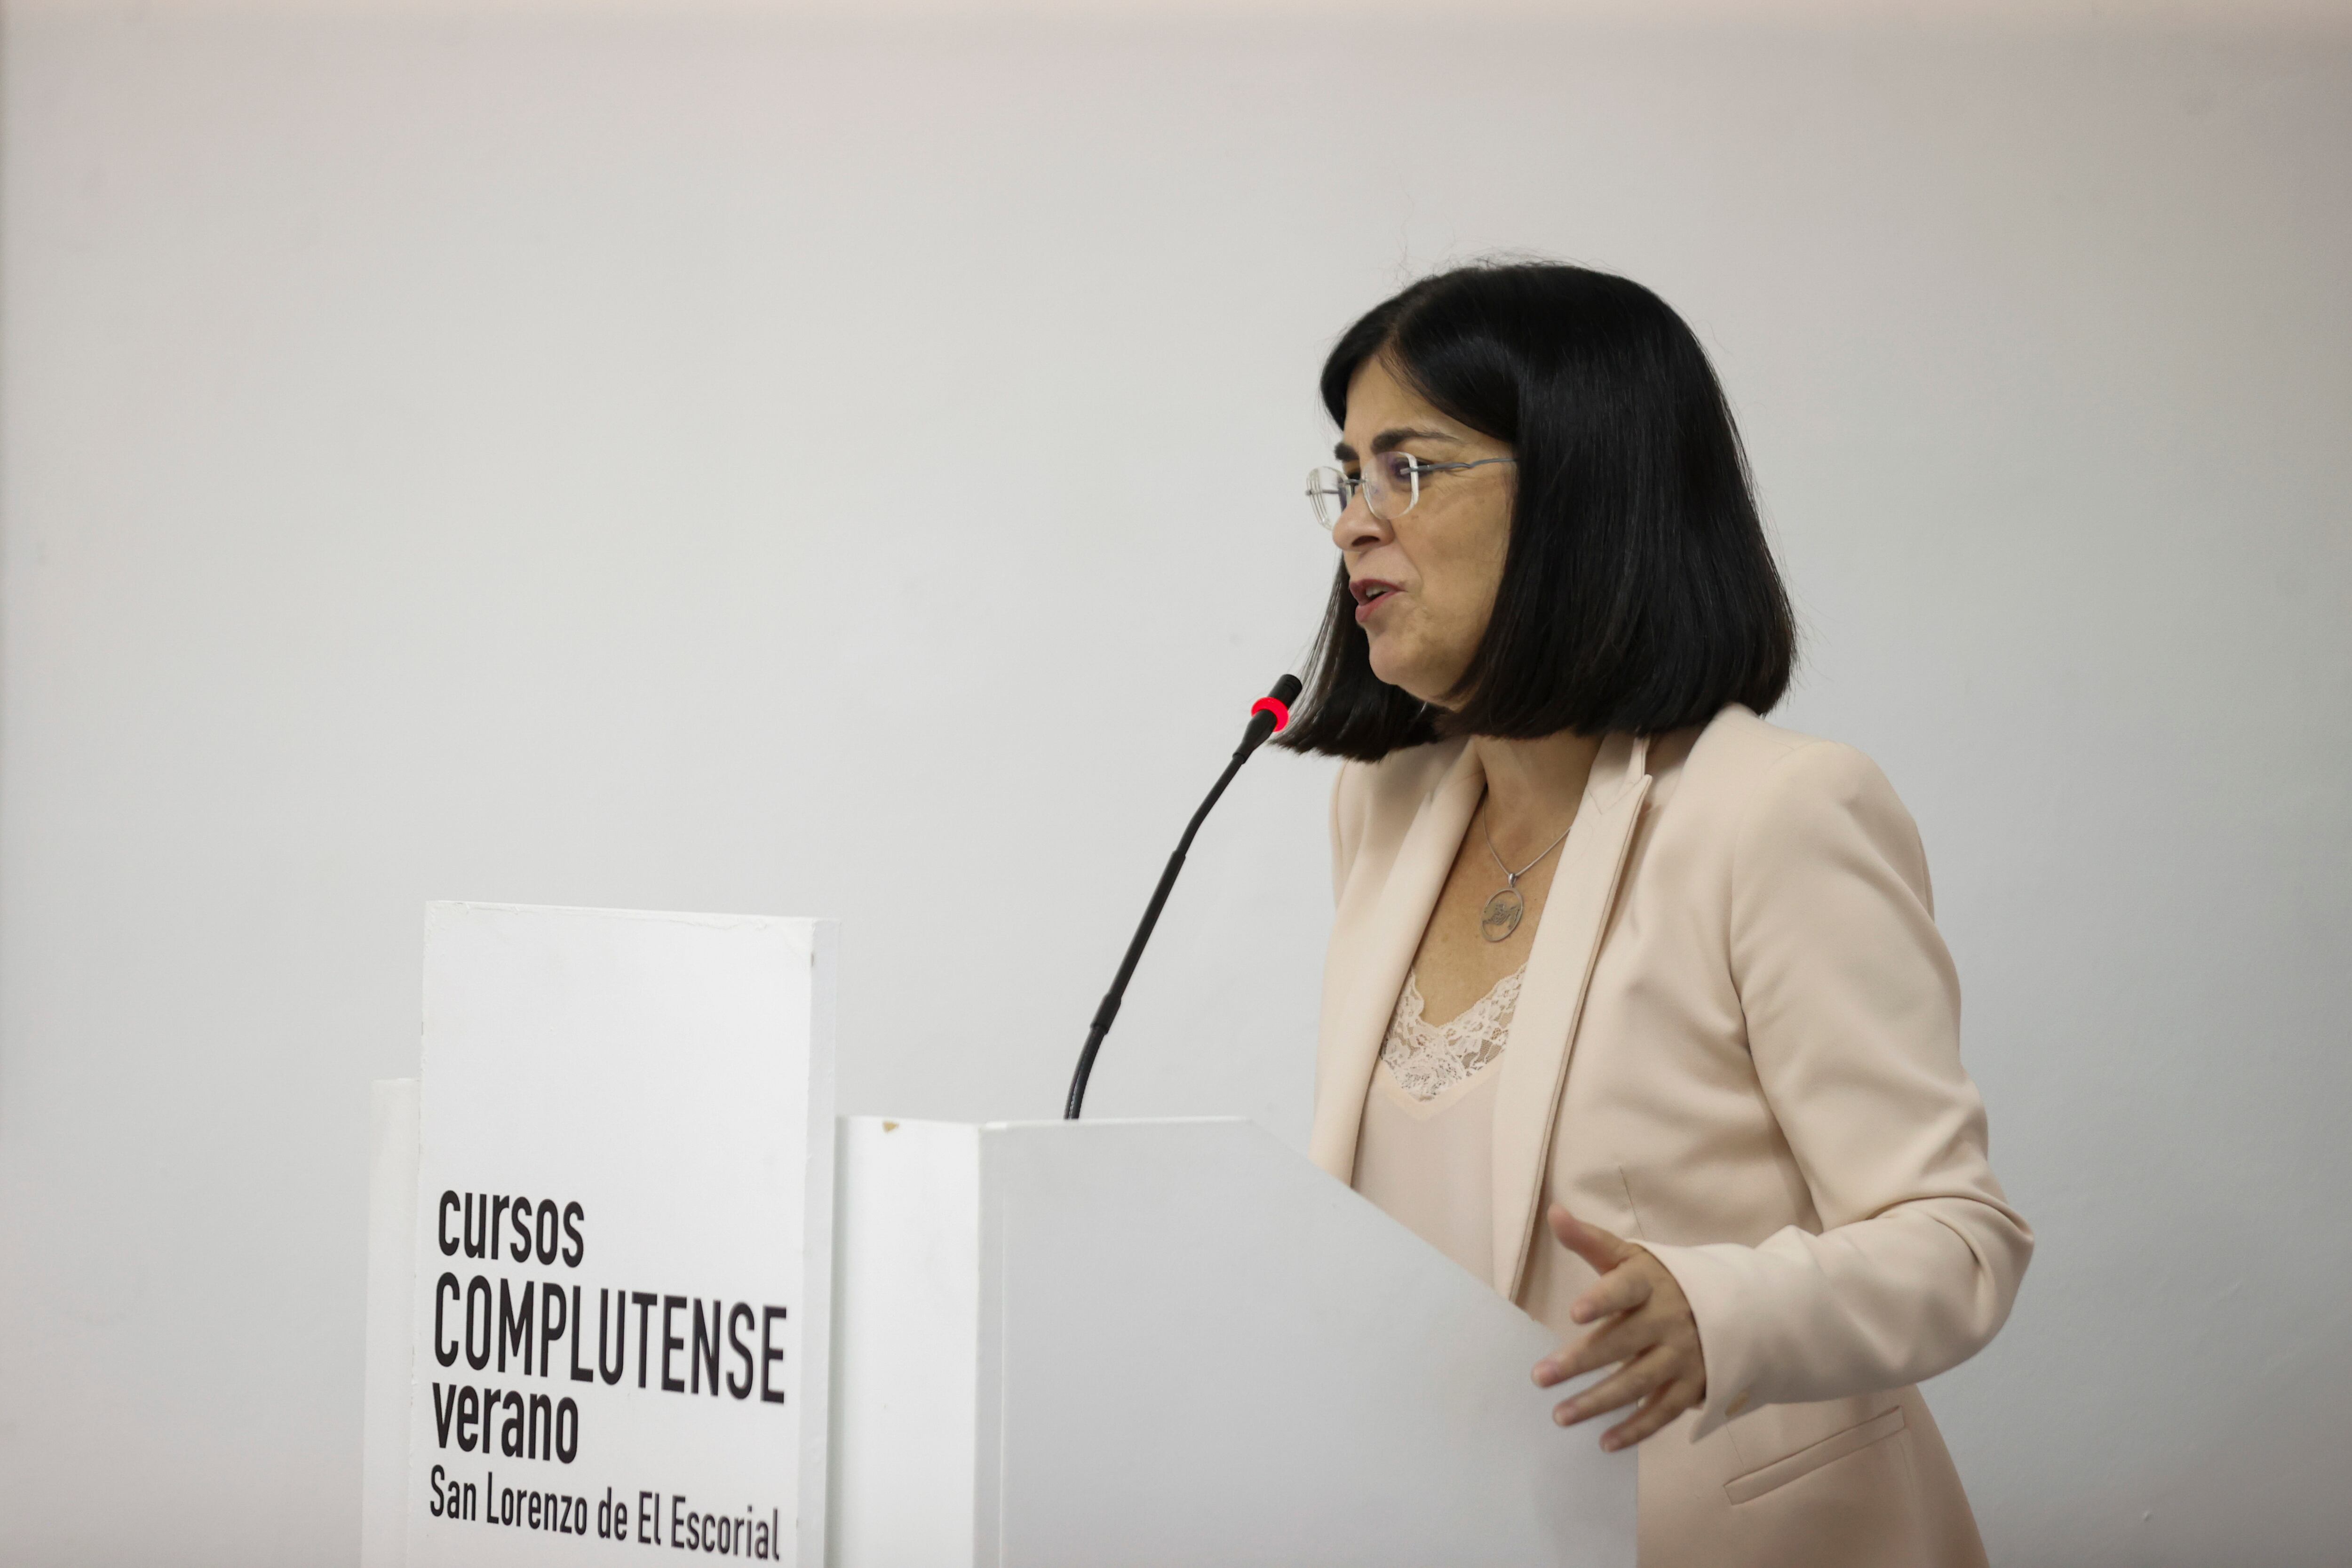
top-left (1531, 1204), bottom-right (1707, 1452)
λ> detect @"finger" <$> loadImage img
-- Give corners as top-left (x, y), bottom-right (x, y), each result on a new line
top-left (1569, 1263), bottom-right (1654, 1326)
top-left (1599, 1377), bottom-right (1700, 1453)
top-left (1533, 1312), bottom-right (1653, 1386)
top-left (1552, 1345), bottom-right (1674, 1428)
top-left (1547, 1204), bottom-right (1633, 1275)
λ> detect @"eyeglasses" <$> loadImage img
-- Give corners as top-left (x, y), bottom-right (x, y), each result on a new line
top-left (1305, 453), bottom-right (1517, 530)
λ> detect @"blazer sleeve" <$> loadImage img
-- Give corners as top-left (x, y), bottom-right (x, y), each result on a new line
top-left (1640, 741), bottom-right (2034, 1440)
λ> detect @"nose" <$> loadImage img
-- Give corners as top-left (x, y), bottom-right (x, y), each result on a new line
top-left (1331, 494), bottom-right (1388, 553)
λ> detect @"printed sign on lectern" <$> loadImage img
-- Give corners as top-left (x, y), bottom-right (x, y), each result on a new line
top-left (369, 903), bottom-right (835, 1567)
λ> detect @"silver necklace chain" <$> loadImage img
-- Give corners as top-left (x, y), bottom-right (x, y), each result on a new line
top-left (1483, 804), bottom-right (1574, 886)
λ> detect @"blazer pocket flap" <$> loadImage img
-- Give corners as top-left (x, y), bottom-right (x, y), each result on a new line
top-left (1723, 1406), bottom-right (1907, 1505)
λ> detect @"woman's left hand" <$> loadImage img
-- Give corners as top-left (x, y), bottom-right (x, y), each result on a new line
top-left (1532, 1203), bottom-right (1708, 1451)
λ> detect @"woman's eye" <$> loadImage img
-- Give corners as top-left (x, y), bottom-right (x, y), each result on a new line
top-left (1378, 453), bottom-right (1415, 483)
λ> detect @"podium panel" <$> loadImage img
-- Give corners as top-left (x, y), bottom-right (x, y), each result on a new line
top-left (832, 1117), bottom-right (1637, 1568)
top-left (364, 904), bottom-right (835, 1568)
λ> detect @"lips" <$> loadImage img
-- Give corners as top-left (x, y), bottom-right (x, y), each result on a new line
top-left (1350, 578), bottom-right (1401, 625)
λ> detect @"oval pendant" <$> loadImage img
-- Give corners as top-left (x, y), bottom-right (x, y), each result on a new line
top-left (1479, 887), bottom-right (1525, 943)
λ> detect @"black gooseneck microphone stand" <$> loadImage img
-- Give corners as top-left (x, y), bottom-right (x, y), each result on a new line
top-left (1062, 673), bottom-right (1302, 1120)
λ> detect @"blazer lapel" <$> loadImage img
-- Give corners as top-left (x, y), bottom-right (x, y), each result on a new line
top-left (1307, 742), bottom-right (1486, 1183)
top-left (1490, 733), bottom-right (1651, 1299)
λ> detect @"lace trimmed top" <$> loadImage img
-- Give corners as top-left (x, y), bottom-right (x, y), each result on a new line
top-left (1379, 965), bottom-right (1525, 1101)
top-left (1351, 963), bottom-right (1527, 1283)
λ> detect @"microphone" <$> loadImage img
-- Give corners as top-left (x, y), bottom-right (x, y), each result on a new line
top-left (1062, 673), bottom-right (1303, 1120)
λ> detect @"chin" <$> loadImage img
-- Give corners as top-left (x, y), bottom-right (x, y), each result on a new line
top-left (1366, 644), bottom-right (1448, 708)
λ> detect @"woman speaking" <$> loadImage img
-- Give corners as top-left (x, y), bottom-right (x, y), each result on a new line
top-left (1281, 263), bottom-right (2032, 1566)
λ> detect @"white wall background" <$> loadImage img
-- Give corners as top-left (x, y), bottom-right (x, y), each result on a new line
top-left (3, 2), bottom-right (2347, 1563)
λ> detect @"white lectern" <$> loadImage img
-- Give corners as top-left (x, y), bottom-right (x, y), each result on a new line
top-left (832, 1115), bottom-right (1635, 1567)
top-left (362, 905), bottom-right (1635, 1567)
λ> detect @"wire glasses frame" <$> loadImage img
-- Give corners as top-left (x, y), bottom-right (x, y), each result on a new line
top-left (1305, 454), bottom-right (1517, 530)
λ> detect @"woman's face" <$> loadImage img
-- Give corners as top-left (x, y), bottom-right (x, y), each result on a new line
top-left (1331, 355), bottom-right (1517, 708)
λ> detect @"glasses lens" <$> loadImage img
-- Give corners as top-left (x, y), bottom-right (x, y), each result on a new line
top-left (1307, 466), bottom-right (1352, 529)
top-left (1364, 452), bottom-right (1418, 522)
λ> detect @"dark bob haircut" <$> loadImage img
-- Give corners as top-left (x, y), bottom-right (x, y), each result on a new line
top-left (1279, 262), bottom-right (1796, 761)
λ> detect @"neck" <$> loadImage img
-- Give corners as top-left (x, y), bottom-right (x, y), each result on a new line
top-left (1470, 730), bottom-right (1601, 855)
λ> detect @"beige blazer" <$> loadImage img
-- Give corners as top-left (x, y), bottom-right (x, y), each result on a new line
top-left (1311, 705), bottom-right (2032, 1568)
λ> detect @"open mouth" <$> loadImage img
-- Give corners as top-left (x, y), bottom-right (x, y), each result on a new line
top-left (1350, 580), bottom-right (1400, 607)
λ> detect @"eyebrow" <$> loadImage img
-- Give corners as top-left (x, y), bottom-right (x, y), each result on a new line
top-left (1332, 427), bottom-right (1465, 462)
